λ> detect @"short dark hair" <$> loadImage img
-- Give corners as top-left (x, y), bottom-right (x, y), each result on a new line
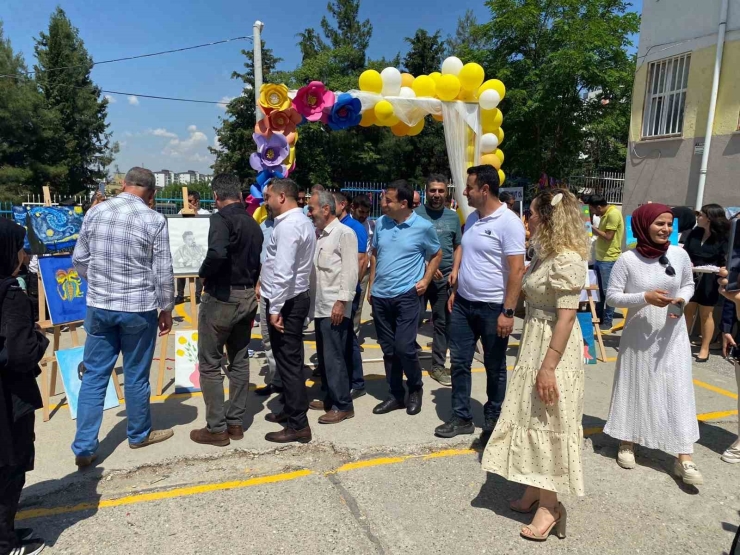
top-left (426, 174), bottom-right (448, 188)
top-left (271, 178), bottom-right (299, 200)
top-left (183, 231), bottom-right (194, 239)
top-left (386, 179), bottom-right (414, 209)
top-left (125, 167), bottom-right (156, 190)
top-left (351, 194), bottom-right (371, 210)
top-left (211, 173), bottom-right (241, 201)
top-left (499, 191), bottom-right (514, 203)
top-left (333, 191), bottom-right (350, 207)
top-left (467, 165), bottom-right (500, 196)
top-left (188, 190), bottom-right (201, 201)
top-left (588, 194), bottom-right (607, 207)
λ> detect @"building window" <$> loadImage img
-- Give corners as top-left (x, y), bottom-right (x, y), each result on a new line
top-left (642, 53), bottom-right (691, 139)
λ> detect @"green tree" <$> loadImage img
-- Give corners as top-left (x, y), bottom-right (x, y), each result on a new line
top-left (319, 0), bottom-right (372, 73)
top-left (446, 9), bottom-right (489, 58)
top-left (474, 0), bottom-right (639, 179)
top-left (403, 29), bottom-right (446, 76)
top-left (0, 21), bottom-right (65, 200)
top-left (34, 7), bottom-right (111, 195)
top-left (210, 41), bottom-right (283, 181)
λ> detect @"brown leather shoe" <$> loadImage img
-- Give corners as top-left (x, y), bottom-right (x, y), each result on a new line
top-left (129, 429), bottom-right (174, 449)
top-left (75, 454), bottom-right (98, 468)
top-left (318, 409), bottom-right (355, 424)
top-left (309, 400), bottom-right (330, 412)
top-left (265, 426), bottom-right (312, 443)
top-left (265, 411), bottom-right (288, 424)
top-left (227, 425), bottom-right (244, 440)
top-left (190, 427), bottom-right (230, 447)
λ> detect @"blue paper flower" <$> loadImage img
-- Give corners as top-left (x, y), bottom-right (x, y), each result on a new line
top-left (327, 93), bottom-right (362, 131)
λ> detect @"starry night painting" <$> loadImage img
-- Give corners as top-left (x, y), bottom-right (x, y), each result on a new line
top-left (12, 205), bottom-right (84, 254)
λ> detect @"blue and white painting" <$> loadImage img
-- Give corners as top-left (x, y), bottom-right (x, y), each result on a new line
top-left (38, 255), bottom-right (88, 325)
top-left (56, 346), bottom-right (120, 420)
top-left (12, 205), bottom-right (83, 254)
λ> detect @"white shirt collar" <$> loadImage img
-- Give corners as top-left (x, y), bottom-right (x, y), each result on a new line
top-left (276, 207), bottom-right (302, 222)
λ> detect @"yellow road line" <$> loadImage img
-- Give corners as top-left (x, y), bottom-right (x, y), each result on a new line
top-left (174, 303), bottom-right (192, 324)
top-left (693, 379), bottom-right (738, 400)
top-left (332, 456), bottom-right (409, 473)
top-left (697, 409), bottom-right (738, 421)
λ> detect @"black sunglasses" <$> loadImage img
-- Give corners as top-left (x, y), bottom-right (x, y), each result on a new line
top-left (659, 255), bottom-right (676, 276)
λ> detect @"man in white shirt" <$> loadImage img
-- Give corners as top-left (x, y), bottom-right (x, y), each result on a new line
top-left (351, 195), bottom-right (373, 336)
top-left (307, 191), bottom-right (358, 424)
top-left (260, 179), bottom-right (316, 443)
top-left (435, 165), bottom-right (526, 439)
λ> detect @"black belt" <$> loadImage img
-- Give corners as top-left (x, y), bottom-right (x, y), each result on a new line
top-left (230, 284), bottom-right (253, 290)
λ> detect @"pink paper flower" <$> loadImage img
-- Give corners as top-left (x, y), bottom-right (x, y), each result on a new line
top-left (293, 81), bottom-right (335, 122)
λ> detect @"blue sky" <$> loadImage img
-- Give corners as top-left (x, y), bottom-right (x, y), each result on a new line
top-left (2, 0), bottom-right (642, 175)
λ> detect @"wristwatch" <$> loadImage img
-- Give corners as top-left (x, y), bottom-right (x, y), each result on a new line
top-left (502, 308), bottom-right (515, 318)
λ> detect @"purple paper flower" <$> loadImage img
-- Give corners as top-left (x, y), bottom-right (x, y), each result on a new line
top-left (249, 133), bottom-right (289, 172)
top-left (327, 93), bottom-right (362, 131)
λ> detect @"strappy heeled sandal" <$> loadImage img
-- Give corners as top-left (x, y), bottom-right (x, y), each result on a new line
top-left (520, 503), bottom-right (567, 542)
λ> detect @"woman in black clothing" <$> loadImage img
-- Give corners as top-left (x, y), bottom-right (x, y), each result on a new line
top-left (683, 204), bottom-right (730, 362)
top-left (671, 206), bottom-right (696, 244)
top-left (0, 219), bottom-right (48, 555)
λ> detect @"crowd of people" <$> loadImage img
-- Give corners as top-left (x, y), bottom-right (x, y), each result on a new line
top-left (1, 163), bottom-right (739, 552)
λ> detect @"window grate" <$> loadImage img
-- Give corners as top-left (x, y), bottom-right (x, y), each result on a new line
top-left (642, 53), bottom-right (691, 139)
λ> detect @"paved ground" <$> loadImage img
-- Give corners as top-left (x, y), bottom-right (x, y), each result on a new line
top-left (19, 304), bottom-right (740, 554)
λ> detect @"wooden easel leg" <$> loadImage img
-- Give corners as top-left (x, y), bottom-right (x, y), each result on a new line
top-left (112, 375), bottom-right (124, 401)
top-left (156, 333), bottom-right (169, 396)
top-left (49, 326), bottom-right (61, 397)
top-left (588, 291), bottom-right (607, 362)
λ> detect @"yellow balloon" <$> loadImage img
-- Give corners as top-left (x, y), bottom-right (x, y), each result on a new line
top-left (401, 73), bottom-right (415, 88)
top-left (459, 63), bottom-right (485, 92)
top-left (253, 204), bottom-right (268, 224)
top-left (498, 169), bottom-right (506, 186)
top-left (374, 100), bottom-right (394, 122)
top-left (480, 153), bottom-right (502, 170)
top-left (408, 119), bottom-right (425, 136)
top-left (481, 108), bottom-right (504, 133)
top-left (359, 70), bottom-right (383, 94)
top-left (466, 145), bottom-right (475, 162)
top-left (379, 115), bottom-right (400, 127)
top-left (391, 121), bottom-right (410, 137)
top-left (432, 113), bottom-right (444, 122)
top-left (412, 75), bottom-right (436, 98)
top-left (457, 89), bottom-right (476, 101)
top-left (359, 109), bottom-right (376, 127)
top-left (436, 75), bottom-right (461, 102)
top-left (429, 72), bottom-right (442, 85)
top-left (495, 149), bottom-right (505, 164)
top-left (495, 127), bottom-right (505, 145)
top-left (478, 79), bottom-right (506, 101)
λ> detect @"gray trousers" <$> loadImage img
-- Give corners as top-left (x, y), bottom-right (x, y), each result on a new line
top-left (260, 296), bottom-right (281, 387)
top-left (425, 278), bottom-right (451, 369)
top-left (197, 289), bottom-right (258, 433)
top-left (353, 272), bottom-right (370, 336)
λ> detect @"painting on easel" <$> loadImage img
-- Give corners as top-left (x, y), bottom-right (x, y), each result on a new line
top-left (167, 216), bottom-right (209, 277)
top-left (56, 346), bottom-right (120, 420)
top-left (38, 255), bottom-right (88, 325)
top-left (12, 205), bottom-right (84, 254)
top-left (174, 330), bottom-right (201, 393)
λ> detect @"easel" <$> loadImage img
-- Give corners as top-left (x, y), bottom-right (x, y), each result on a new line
top-left (155, 185), bottom-right (198, 395)
top-left (585, 285), bottom-right (608, 362)
top-left (35, 186), bottom-right (123, 421)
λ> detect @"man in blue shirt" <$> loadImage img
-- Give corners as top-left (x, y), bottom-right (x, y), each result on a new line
top-left (369, 180), bottom-right (442, 416)
top-left (333, 191), bottom-right (368, 399)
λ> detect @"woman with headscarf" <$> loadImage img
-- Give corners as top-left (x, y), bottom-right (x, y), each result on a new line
top-left (0, 218), bottom-right (48, 555)
top-left (604, 204), bottom-right (702, 486)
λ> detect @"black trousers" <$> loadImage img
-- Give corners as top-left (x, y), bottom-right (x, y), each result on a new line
top-left (315, 317), bottom-right (353, 412)
top-left (0, 414), bottom-right (35, 555)
top-left (424, 279), bottom-right (451, 370)
top-left (267, 292), bottom-right (311, 430)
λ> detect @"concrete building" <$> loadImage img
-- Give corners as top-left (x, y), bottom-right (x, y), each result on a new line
top-left (154, 169), bottom-right (174, 189)
top-left (623, 0), bottom-right (740, 213)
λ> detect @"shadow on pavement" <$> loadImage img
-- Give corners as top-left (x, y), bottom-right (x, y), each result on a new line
top-left (470, 472), bottom-right (532, 526)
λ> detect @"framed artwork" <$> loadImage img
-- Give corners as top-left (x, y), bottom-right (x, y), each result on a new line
top-left (38, 255), bottom-right (87, 325)
top-left (56, 346), bottom-right (120, 420)
top-left (625, 216), bottom-right (679, 250)
top-left (576, 312), bottom-right (597, 365)
top-left (175, 330), bottom-right (201, 393)
top-left (167, 216), bottom-right (209, 277)
top-left (581, 204), bottom-right (592, 237)
top-left (12, 205), bottom-right (84, 254)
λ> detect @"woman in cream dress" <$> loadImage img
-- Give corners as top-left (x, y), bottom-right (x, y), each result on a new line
top-left (482, 189), bottom-right (590, 542)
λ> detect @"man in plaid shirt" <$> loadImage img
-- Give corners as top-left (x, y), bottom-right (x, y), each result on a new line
top-left (71, 167), bottom-right (175, 467)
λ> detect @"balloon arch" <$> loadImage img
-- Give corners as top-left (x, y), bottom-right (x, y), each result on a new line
top-left (247, 56), bottom-right (506, 224)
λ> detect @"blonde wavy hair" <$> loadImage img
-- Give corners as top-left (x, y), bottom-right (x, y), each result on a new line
top-left (529, 188), bottom-right (590, 260)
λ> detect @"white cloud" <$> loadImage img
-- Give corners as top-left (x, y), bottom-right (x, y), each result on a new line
top-left (213, 135), bottom-right (222, 150)
top-left (118, 141), bottom-right (127, 148)
top-left (123, 131), bottom-right (133, 137)
top-left (217, 96), bottom-right (234, 110)
top-left (104, 94), bottom-right (116, 104)
top-left (162, 125), bottom-right (212, 164)
top-left (147, 128), bottom-right (178, 139)
top-left (187, 124), bottom-right (197, 133)
top-left (128, 95), bottom-right (140, 106)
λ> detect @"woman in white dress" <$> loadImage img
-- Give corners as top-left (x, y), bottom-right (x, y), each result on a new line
top-left (482, 189), bottom-right (589, 542)
top-left (604, 204), bottom-right (702, 485)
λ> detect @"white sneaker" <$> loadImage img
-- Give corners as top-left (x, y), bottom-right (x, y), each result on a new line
top-left (721, 446), bottom-right (740, 464)
top-left (617, 443), bottom-right (636, 469)
top-left (673, 460), bottom-right (704, 485)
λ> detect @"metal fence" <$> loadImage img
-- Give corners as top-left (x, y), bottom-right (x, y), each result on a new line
top-left (567, 172), bottom-right (625, 205)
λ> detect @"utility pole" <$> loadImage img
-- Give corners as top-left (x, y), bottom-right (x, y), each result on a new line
top-left (253, 20), bottom-right (264, 123)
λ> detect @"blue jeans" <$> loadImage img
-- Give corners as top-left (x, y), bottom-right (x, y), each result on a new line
top-left (72, 307), bottom-right (158, 457)
top-left (595, 260), bottom-right (616, 324)
top-left (350, 286), bottom-right (365, 392)
top-left (449, 295), bottom-right (509, 422)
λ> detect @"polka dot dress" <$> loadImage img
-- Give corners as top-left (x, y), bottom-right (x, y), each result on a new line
top-left (481, 251), bottom-right (586, 496)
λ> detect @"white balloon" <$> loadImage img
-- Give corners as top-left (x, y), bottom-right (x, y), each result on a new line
top-left (479, 89), bottom-right (501, 110)
top-left (399, 86), bottom-right (416, 98)
top-left (380, 67), bottom-right (402, 96)
top-left (480, 133), bottom-right (499, 154)
top-left (441, 56), bottom-right (464, 76)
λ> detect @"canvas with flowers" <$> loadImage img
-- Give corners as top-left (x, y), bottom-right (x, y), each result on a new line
top-left (174, 330), bottom-right (201, 393)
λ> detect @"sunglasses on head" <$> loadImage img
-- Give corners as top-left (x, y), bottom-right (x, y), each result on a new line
top-left (659, 255), bottom-right (676, 276)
